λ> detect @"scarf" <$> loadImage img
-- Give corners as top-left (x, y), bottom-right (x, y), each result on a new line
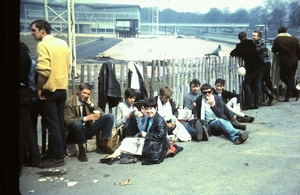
top-left (157, 96), bottom-right (173, 120)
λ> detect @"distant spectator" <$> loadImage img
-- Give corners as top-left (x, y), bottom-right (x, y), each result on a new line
top-left (272, 26), bottom-right (300, 102)
top-left (230, 31), bottom-right (265, 110)
top-left (252, 30), bottom-right (275, 106)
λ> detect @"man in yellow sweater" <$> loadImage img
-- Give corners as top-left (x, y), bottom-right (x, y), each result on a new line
top-left (31, 20), bottom-right (70, 168)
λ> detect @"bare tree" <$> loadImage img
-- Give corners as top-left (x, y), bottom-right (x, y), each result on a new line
top-left (264, 0), bottom-right (288, 29)
top-left (288, 1), bottom-right (300, 28)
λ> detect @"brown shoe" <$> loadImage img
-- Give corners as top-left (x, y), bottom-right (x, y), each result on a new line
top-left (78, 147), bottom-right (88, 162)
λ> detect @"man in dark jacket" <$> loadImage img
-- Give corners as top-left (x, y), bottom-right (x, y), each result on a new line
top-left (230, 31), bottom-right (265, 110)
top-left (195, 84), bottom-right (249, 145)
top-left (272, 26), bottom-right (300, 102)
top-left (252, 30), bottom-right (276, 106)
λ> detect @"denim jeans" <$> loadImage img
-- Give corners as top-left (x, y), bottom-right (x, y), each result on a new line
top-left (243, 66), bottom-right (264, 106)
top-left (181, 122), bottom-right (197, 139)
top-left (42, 90), bottom-right (67, 159)
top-left (208, 118), bottom-right (240, 142)
top-left (70, 114), bottom-right (114, 144)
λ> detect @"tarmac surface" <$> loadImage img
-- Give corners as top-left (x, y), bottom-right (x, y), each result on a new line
top-left (19, 98), bottom-right (300, 195)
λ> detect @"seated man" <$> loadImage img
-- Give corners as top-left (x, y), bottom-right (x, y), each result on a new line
top-left (183, 79), bottom-right (201, 118)
top-left (213, 78), bottom-right (255, 123)
top-left (195, 83), bottom-right (249, 145)
top-left (64, 83), bottom-right (114, 162)
top-left (155, 86), bottom-right (206, 141)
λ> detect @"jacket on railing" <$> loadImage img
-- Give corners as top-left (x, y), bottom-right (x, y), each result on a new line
top-left (128, 62), bottom-right (148, 102)
top-left (98, 62), bottom-right (122, 112)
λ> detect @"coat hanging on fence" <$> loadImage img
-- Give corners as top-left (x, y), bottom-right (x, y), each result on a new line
top-left (128, 62), bottom-right (148, 101)
top-left (98, 62), bottom-right (122, 111)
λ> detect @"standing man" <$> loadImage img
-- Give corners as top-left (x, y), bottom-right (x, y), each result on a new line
top-left (230, 31), bottom-right (265, 110)
top-left (31, 20), bottom-right (70, 168)
top-left (64, 83), bottom-right (114, 162)
top-left (272, 26), bottom-right (300, 102)
top-left (252, 30), bottom-right (276, 106)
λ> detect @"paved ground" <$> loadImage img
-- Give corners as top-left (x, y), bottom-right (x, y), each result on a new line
top-left (19, 98), bottom-right (300, 195)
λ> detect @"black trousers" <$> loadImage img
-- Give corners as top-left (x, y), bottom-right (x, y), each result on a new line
top-left (280, 66), bottom-right (297, 98)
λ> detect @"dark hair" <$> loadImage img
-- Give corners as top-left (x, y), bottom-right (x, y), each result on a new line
top-left (238, 31), bottom-right (247, 41)
top-left (20, 42), bottom-right (30, 53)
top-left (124, 88), bottom-right (137, 99)
top-left (215, 78), bottom-right (225, 86)
top-left (253, 30), bottom-right (262, 38)
top-left (144, 98), bottom-right (157, 108)
top-left (159, 86), bottom-right (172, 97)
top-left (200, 83), bottom-right (213, 92)
top-left (30, 20), bottom-right (51, 34)
top-left (79, 83), bottom-right (92, 91)
top-left (189, 79), bottom-right (201, 88)
top-left (278, 26), bottom-right (287, 34)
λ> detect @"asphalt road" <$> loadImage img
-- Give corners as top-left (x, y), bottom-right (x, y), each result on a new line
top-left (76, 38), bottom-right (122, 60)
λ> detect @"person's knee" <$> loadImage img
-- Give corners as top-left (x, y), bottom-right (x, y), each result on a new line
top-left (71, 120), bottom-right (82, 131)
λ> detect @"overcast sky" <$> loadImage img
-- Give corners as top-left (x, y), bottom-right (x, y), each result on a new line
top-left (76, 0), bottom-right (265, 13)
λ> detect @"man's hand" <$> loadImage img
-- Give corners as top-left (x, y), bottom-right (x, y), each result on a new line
top-left (167, 123), bottom-right (176, 129)
top-left (86, 97), bottom-right (92, 104)
top-left (85, 113), bottom-right (100, 121)
top-left (38, 89), bottom-right (46, 100)
top-left (141, 131), bottom-right (147, 137)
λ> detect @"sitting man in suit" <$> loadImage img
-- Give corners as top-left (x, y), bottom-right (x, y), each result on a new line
top-left (195, 83), bottom-right (249, 144)
top-left (64, 83), bottom-right (114, 162)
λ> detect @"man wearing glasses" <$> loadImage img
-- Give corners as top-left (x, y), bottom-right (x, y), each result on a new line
top-left (195, 84), bottom-right (249, 144)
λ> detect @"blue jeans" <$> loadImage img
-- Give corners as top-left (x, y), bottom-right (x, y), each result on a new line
top-left (208, 118), bottom-right (240, 142)
top-left (42, 90), bottom-right (67, 159)
top-left (181, 122), bottom-right (197, 140)
top-left (70, 114), bottom-right (114, 144)
top-left (243, 67), bottom-right (264, 106)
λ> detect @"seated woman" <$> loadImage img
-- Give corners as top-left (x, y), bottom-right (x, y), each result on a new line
top-left (213, 78), bottom-right (255, 123)
top-left (100, 98), bottom-right (183, 165)
top-left (115, 88), bottom-right (138, 138)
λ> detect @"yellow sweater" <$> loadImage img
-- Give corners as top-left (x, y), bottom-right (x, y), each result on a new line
top-left (36, 35), bottom-right (70, 92)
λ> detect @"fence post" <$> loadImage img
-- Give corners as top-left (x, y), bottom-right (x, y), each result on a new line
top-left (93, 64), bottom-right (99, 106)
top-left (150, 60), bottom-right (156, 97)
top-left (80, 65), bottom-right (85, 84)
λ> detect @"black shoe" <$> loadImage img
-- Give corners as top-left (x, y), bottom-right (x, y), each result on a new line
top-left (202, 126), bottom-right (209, 141)
top-left (241, 105), bottom-right (254, 110)
top-left (195, 120), bottom-right (203, 141)
top-left (237, 116), bottom-right (255, 123)
top-left (100, 156), bottom-right (117, 165)
top-left (24, 163), bottom-right (39, 167)
top-left (39, 158), bottom-right (65, 168)
top-left (268, 95), bottom-right (275, 106)
top-left (234, 130), bottom-right (249, 145)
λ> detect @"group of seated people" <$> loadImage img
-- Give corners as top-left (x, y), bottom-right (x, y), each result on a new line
top-left (24, 77), bottom-right (256, 169)
top-left (61, 77), bottom-right (258, 166)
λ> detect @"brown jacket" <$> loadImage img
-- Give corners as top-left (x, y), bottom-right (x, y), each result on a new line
top-left (64, 93), bottom-right (104, 128)
top-left (272, 33), bottom-right (300, 67)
